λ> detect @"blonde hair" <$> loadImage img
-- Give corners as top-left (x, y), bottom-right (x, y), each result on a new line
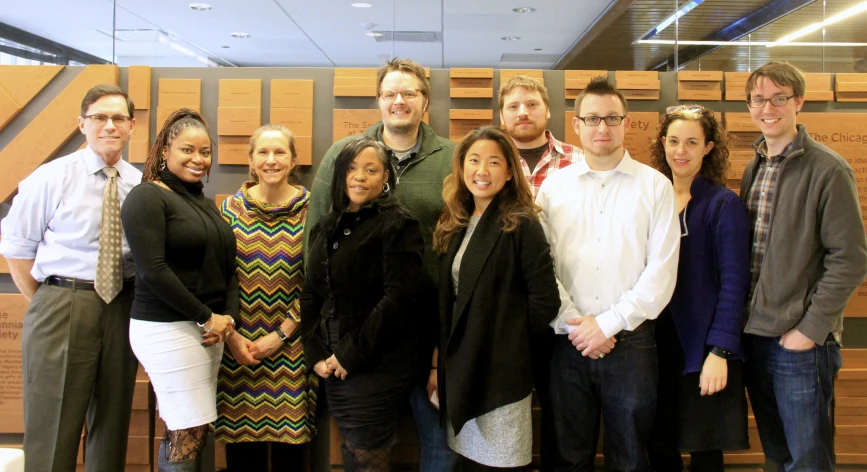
top-left (247, 124), bottom-right (298, 183)
top-left (499, 75), bottom-right (550, 112)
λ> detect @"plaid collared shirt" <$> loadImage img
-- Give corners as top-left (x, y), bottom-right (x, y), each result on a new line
top-left (746, 137), bottom-right (803, 299)
top-left (520, 130), bottom-right (583, 199)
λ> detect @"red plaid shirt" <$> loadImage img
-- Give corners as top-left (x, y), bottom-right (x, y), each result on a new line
top-left (520, 130), bottom-right (583, 199)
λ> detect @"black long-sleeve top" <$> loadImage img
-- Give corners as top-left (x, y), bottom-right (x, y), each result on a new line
top-left (121, 179), bottom-right (239, 324)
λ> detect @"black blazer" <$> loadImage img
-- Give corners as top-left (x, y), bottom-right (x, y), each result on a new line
top-left (438, 202), bottom-right (560, 435)
top-left (300, 204), bottom-right (425, 375)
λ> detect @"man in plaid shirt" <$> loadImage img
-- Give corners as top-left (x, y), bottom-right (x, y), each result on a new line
top-left (499, 76), bottom-right (583, 199)
top-left (498, 75), bottom-right (582, 471)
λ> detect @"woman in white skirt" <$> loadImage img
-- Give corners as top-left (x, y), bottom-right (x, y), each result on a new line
top-left (122, 109), bottom-right (246, 471)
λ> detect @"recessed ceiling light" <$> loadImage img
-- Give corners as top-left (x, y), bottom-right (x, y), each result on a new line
top-left (501, 36), bottom-right (521, 41)
top-left (352, 2), bottom-right (373, 7)
top-left (534, 48), bottom-right (543, 51)
top-left (221, 45), bottom-right (230, 48)
top-left (230, 32), bottom-right (251, 38)
top-left (513, 7), bottom-right (535, 13)
top-left (366, 32), bottom-right (384, 37)
top-left (189, 3), bottom-right (212, 11)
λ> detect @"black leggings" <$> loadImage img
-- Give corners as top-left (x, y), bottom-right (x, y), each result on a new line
top-left (224, 441), bottom-right (307, 472)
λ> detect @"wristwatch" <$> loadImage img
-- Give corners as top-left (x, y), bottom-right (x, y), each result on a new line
top-left (710, 346), bottom-right (732, 359)
top-left (275, 327), bottom-right (290, 344)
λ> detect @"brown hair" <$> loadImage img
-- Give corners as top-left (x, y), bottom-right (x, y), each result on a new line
top-left (247, 124), bottom-right (298, 183)
top-left (746, 61), bottom-right (806, 101)
top-left (433, 126), bottom-right (539, 254)
top-left (498, 75), bottom-right (550, 112)
top-left (142, 108), bottom-right (212, 182)
top-left (80, 84), bottom-right (134, 118)
top-left (376, 58), bottom-right (430, 111)
top-left (650, 105), bottom-right (730, 187)
top-left (574, 76), bottom-right (628, 116)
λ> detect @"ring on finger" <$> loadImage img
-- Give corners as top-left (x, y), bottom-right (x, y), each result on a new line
top-left (598, 353), bottom-right (605, 359)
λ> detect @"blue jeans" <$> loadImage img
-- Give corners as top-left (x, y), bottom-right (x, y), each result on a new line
top-left (744, 333), bottom-right (842, 472)
top-left (548, 326), bottom-right (659, 472)
top-left (409, 384), bottom-right (461, 472)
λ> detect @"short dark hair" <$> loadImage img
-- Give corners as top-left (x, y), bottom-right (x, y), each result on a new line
top-left (376, 58), bottom-right (430, 111)
top-left (574, 76), bottom-right (628, 116)
top-left (746, 61), bottom-right (806, 101)
top-left (80, 84), bottom-right (134, 118)
top-left (328, 135), bottom-right (403, 215)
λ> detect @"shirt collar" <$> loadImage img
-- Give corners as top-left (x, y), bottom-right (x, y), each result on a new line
top-left (546, 130), bottom-right (566, 156)
top-left (83, 146), bottom-right (137, 181)
top-left (753, 124), bottom-right (806, 161)
top-left (377, 127), bottom-right (422, 158)
top-left (572, 150), bottom-right (635, 177)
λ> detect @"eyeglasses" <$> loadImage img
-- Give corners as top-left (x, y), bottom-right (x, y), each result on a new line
top-left (379, 89), bottom-right (422, 101)
top-left (666, 105), bottom-right (707, 116)
top-left (577, 115), bottom-right (625, 127)
top-left (83, 114), bottom-right (132, 125)
top-left (747, 95), bottom-right (795, 108)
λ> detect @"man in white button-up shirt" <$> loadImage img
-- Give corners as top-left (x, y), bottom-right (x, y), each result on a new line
top-left (537, 77), bottom-right (680, 471)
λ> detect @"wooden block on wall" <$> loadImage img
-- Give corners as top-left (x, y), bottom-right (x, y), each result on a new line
top-left (333, 109), bottom-right (381, 141)
top-left (724, 112), bottom-right (759, 132)
top-left (131, 379), bottom-right (150, 410)
top-left (270, 107), bottom-right (313, 136)
top-left (615, 71), bottom-right (658, 81)
top-left (804, 73), bottom-right (832, 90)
top-left (678, 71), bottom-right (723, 81)
top-left (217, 107), bottom-right (261, 136)
top-left (128, 409), bottom-right (149, 436)
top-left (124, 436), bottom-right (150, 465)
top-left (678, 81), bottom-right (721, 91)
top-left (677, 90), bottom-right (722, 101)
top-left (0, 294), bottom-right (27, 433)
top-left (724, 72), bottom-right (751, 89)
top-left (295, 136), bottom-right (312, 165)
top-left (616, 79), bottom-right (660, 90)
top-left (217, 136), bottom-right (250, 165)
top-left (218, 79), bottom-right (261, 107)
top-left (621, 89), bottom-right (659, 100)
top-left (450, 68), bottom-right (494, 79)
top-left (449, 109), bottom-right (493, 120)
top-left (215, 193), bottom-right (233, 207)
top-left (0, 238), bottom-right (9, 274)
top-left (333, 86), bottom-right (377, 97)
top-left (837, 92), bottom-right (867, 102)
top-left (725, 90), bottom-right (747, 102)
top-left (133, 109), bottom-right (149, 143)
top-left (0, 65), bottom-right (65, 108)
top-left (449, 78), bottom-right (493, 88)
top-left (128, 140), bottom-right (149, 164)
top-left (565, 70), bottom-right (608, 81)
top-left (450, 88), bottom-right (493, 98)
top-left (334, 77), bottom-right (376, 88)
top-left (127, 66), bottom-right (151, 109)
top-left (158, 79), bottom-right (201, 109)
top-left (837, 82), bottom-right (867, 93)
top-left (804, 90), bottom-right (834, 101)
top-left (271, 79), bottom-right (314, 108)
top-left (499, 69), bottom-right (544, 84)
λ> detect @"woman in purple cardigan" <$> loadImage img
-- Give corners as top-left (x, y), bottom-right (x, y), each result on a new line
top-left (647, 105), bottom-right (751, 472)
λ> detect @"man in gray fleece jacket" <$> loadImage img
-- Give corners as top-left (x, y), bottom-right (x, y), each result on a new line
top-left (740, 61), bottom-right (867, 471)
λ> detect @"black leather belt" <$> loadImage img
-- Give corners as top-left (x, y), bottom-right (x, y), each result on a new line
top-left (45, 275), bottom-right (134, 291)
top-left (615, 319), bottom-right (655, 341)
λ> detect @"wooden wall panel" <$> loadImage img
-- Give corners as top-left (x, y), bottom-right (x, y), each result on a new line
top-left (0, 294), bottom-right (28, 433)
top-left (0, 66), bottom-right (65, 133)
top-left (0, 64), bottom-right (117, 202)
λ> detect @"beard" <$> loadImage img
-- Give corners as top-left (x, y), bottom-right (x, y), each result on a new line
top-left (506, 121), bottom-right (546, 143)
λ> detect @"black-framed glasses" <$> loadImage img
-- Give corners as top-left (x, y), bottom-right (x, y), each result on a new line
top-left (379, 89), bottom-right (422, 101)
top-left (577, 115), bottom-right (626, 127)
top-left (82, 114), bottom-right (132, 125)
top-left (666, 105), bottom-right (708, 116)
top-left (747, 95), bottom-right (795, 108)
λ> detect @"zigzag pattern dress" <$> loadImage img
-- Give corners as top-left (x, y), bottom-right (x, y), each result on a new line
top-left (215, 182), bottom-right (318, 444)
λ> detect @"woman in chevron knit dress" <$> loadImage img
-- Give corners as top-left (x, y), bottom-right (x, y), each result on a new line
top-left (215, 124), bottom-right (318, 472)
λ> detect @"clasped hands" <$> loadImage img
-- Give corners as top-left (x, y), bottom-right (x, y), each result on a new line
top-left (314, 355), bottom-right (348, 380)
top-left (566, 316), bottom-right (616, 360)
top-left (200, 314), bottom-right (236, 346)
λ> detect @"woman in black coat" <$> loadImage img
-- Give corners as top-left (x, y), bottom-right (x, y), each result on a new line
top-left (430, 126), bottom-right (561, 470)
top-left (300, 136), bottom-right (424, 472)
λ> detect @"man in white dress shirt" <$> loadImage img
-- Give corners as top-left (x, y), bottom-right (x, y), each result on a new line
top-left (0, 84), bottom-right (142, 472)
top-left (536, 76), bottom-right (680, 471)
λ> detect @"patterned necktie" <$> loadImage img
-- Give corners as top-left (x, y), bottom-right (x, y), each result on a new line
top-left (95, 167), bottom-right (123, 303)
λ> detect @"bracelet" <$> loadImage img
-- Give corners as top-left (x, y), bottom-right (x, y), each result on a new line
top-left (710, 346), bottom-right (732, 359)
top-left (197, 314), bottom-right (215, 334)
top-left (431, 366), bottom-right (437, 370)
